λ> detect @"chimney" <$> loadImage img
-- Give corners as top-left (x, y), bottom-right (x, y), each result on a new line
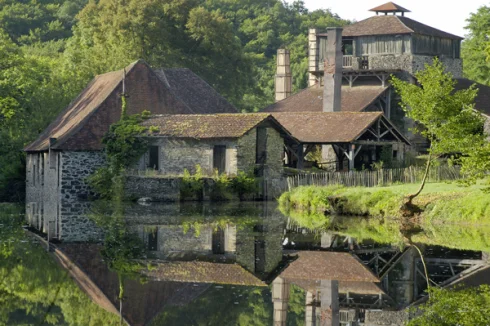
top-left (308, 28), bottom-right (318, 87)
top-left (323, 27), bottom-right (343, 112)
top-left (275, 49), bottom-right (292, 102)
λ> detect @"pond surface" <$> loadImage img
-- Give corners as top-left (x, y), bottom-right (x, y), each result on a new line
top-left (1, 200), bottom-right (490, 325)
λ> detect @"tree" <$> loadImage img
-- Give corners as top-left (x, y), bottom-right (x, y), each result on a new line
top-left (462, 6), bottom-right (490, 85)
top-left (409, 285), bottom-right (490, 326)
top-left (391, 58), bottom-right (486, 205)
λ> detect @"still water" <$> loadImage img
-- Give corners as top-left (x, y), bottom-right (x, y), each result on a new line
top-left (1, 201), bottom-right (490, 325)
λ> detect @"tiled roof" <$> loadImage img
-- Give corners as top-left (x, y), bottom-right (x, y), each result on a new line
top-left (280, 251), bottom-right (379, 282)
top-left (369, 2), bottom-right (410, 13)
top-left (337, 15), bottom-right (462, 39)
top-left (142, 113), bottom-right (274, 139)
top-left (262, 85), bottom-right (387, 113)
top-left (25, 61), bottom-right (237, 152)
top-left (287, 279), bottom-right (385, 295)
top-left (143, 261), bottom-right (266, 286)
top-left (272, 112), bottom-right (382, 143)
top-left (454, 78), bottom-right (490, 116)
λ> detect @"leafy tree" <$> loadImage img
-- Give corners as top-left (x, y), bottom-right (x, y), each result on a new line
top-left (409, 285), bottom-right (490, 326)
top-left (462, 6), bottom-right (490, 85)
top-left (391, 58), bottom-right (486, 205)
top-left (0, 29), bottom-right (80, 201)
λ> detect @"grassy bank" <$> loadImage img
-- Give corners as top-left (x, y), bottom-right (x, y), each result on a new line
top-left (278, 182), bottom-right (490, 223)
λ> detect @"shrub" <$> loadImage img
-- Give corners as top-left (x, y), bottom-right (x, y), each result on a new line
top-left (210, 169), bottom-right (233, 201)
top-left (180, 165), bottom-right (204, 200)
top-left (230, 170), bottom-right (258, 200)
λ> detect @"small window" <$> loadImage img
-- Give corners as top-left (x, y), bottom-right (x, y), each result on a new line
top-left (212, 228), bottom-right (225, 254)
top-left (213, 145), bottom-right (226, 174)
top-left (393, 150), bottom-right (398, 159)
top-left (148, 146), bottom-right (159, 170)
top-left (148, 228), bottom-right (158, 251)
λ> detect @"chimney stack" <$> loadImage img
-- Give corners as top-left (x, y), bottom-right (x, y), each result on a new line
top-left (323, 27), bottom-right (343, 112)
top-left (275, 49), bottom-right (292, 102)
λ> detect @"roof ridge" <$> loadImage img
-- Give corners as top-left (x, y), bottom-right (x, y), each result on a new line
top-left (394, 15), bottom-right (414, 33)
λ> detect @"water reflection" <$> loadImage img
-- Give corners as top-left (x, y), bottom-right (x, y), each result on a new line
top-left (16, 200), bottom-right (490, 325)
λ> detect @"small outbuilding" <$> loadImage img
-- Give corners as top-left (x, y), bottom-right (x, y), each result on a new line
top-left (138, 113), bottom-right (293, 179)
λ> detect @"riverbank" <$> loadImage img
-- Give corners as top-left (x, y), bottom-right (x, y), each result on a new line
top-left (278, 182), bottom-right (490, 223)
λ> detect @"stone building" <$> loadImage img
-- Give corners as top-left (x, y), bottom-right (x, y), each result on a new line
top-left (137, 113), bottom-right (288, 178)
top-left (24, 60), bottom-right (237, 237)
top-left (266, 1), bottom-right (490, 160)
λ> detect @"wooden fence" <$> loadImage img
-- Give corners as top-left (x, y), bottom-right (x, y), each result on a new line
top-left (286, 166), bottom-right (461, 190)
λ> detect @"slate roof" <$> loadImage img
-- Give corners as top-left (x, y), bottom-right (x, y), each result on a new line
top-left (280, 251), bottom-right (379, 282)
top-left (25, 60), bottom-right (237, 152)
top-left (154, 68), bottom-right (237, 114)
top-left (142, 113), bottom-right (280, 139)
top-left (332, 15), bottom-right (463, 40)
top-left (455, 78), bottom-right (490, 116)
top-left (369, 2), bottom-right (410, 13)
top-left (262, 85), bottom-right (388, 113)
top-left (143, 261), bottom-right (266, 286)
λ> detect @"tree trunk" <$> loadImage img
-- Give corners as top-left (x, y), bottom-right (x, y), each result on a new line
top-left (406, 150), bottom-right (433, 205)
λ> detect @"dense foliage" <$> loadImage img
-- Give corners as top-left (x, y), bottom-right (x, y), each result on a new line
top-left (391, 59), bottom-right (488, 200)
top-left (0, 0), bottom-right (347, 202)
top-left (462, 5), bottom-right (490, 85)
top-left (87, 111), bottom-right (151, 198)
top-left (409, 285), bottom-right (490, 326)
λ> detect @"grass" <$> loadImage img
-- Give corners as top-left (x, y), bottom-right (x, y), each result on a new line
top-left (279, 181), bottom-right (490, 223)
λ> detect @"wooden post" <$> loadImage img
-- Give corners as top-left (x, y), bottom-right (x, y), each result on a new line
top-left (348, 144), bottom-right (355, 171)
top-left (297, 144), bottom-right (304, 170)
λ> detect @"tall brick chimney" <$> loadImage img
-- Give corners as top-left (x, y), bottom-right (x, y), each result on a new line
top-left (275, 49), bottom-right (292, 102)
top-left (323, 27), bottom-right (343, 112)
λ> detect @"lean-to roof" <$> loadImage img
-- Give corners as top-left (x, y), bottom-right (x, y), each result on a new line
top-left (272, 112), bottom-right (409, 144)
top-left (262, 85), bottom-right (388, 113)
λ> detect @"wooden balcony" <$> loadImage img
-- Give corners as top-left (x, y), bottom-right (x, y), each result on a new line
top-left (343, 55), bottom-right (353, 68)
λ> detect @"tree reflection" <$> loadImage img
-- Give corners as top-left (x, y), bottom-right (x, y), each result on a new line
top-left (0, 204), bottom-right (119, 325)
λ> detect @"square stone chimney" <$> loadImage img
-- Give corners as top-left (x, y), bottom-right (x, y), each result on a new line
top-left (323, 27), bottom-right (343, 112)
top-left (275, 49), bottom-right (292, 102)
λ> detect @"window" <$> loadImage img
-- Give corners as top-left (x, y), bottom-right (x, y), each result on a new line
top-left (256, 128), bottom-right (267, 165)
top-left (212, 228), bottom-right (225, 254)
top-left (342, 39), bottom-right (353, 55)
top-left (148, 228), bottom-right (158, 251)
top-left (213, 145), bottom-right (226, 174)
top-left (148, 146), bottom-right (159, 170)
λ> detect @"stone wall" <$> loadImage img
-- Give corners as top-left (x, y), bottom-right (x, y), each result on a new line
top-left (364, 310), bottom-right (409, 326)
top-left (350, 54), bottom-right (462, 79)
top-left (237, 130), bottom-right (257, 173)
top-left (140, 138), bottom-right (239, 176)
top-left (125, 176), bottom-right (181, 201)
top-left (412, 55), bottom-right (462, 78)
top-left (60, 151), bottom-right (106, 202)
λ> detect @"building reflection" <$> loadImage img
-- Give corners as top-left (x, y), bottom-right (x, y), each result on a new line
top-left (25, 199), bottom-right (490, 326)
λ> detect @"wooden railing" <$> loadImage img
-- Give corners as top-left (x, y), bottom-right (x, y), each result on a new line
top-left (286, 166), bottom-right (461, 190)
top-left (343, 55), bottom-right (353, 68)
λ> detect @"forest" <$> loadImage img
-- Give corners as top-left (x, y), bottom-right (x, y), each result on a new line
top-left (0, 0), bottom-right (488, 202)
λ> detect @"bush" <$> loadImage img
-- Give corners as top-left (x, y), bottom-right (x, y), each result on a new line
top-left (230, 170), bottom-right (258, 200)
top-left (180, 165), bottom-right (204, 200)
top-left (210, 170), bottom-right (233, 201)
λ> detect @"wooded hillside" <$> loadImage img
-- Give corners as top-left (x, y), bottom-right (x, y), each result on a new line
top-left (0, 0), bottom-right (348, 201)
